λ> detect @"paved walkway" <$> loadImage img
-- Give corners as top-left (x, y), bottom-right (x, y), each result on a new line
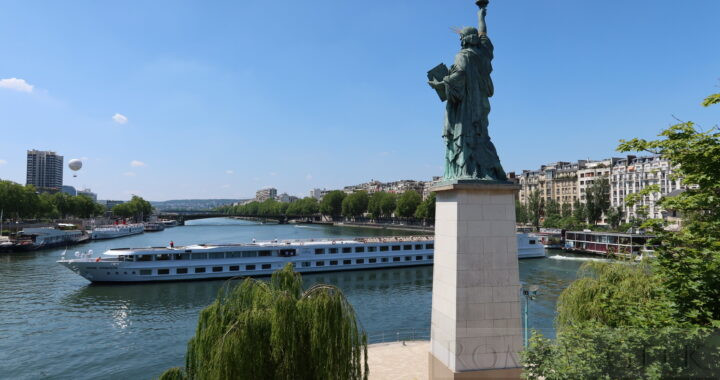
top-left (367, 340), bottom-right (429, 380)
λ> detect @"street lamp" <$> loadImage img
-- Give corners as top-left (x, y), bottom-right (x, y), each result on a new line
top-left (522, 285), bottom-right (539, 348)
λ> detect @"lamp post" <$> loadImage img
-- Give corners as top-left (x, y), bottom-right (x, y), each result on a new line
top-left (522, 285), bottom-right (539, 348)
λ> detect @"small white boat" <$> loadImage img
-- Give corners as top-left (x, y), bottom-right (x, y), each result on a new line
top-left (91, 224), bottom-right (144, 240)
top-left (144, 223), bottom-right (166, 232)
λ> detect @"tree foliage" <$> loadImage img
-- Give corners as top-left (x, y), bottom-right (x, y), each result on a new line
top-left (112, 196), bottom-right (153, 221)
top-left (414, 192), bottom-right (436, 220)
top-left (161, 264), bottom-right (368, 380)
top-left (342, 191), bottom-right (369, 218)
top-left (0, 180), bottom-right (104, 220)
top-left (320, 191), bottom-right (346, 218)
top-left (367, 192), bottom-right (397, 219)
top-left (515, 201), bottom-right (528, 224)
top-left (584, 178), bottom-right (610, 225)
top-left (395, 190), bottom-right (421, 218)
top-left (527, 190), bottom-right (544, 230)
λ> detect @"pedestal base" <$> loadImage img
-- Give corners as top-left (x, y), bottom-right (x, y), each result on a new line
top-left (429, 352), bottom-right (521, 380)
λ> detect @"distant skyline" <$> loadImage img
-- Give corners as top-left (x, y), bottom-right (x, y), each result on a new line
top-left (1, 0), bottom-right (718, 201)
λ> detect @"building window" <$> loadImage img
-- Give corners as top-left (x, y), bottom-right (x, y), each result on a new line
top-left (140, 269), bottom-right (152, 275)
top-left (356, 259), bottom-right (365, 264)
top-left (342, 247), bottom-right (352, 253)
top-left (213, 266), bottom-right (223, 272)
top-left (158, 269), bottom-right (170, 275)
top-left (355, 247), bottom-right (365, 253)
top-left (229, 266), bottom-right (240, 271)
top-left (315, 248), bottom-right (325, 255)
top-left (246, 265), bottom-right (256, 270)
top-left (195, 267), bottom-right (206, 273)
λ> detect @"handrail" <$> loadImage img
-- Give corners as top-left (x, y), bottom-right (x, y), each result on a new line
top-left (365, 328), bottom-right (430, 344)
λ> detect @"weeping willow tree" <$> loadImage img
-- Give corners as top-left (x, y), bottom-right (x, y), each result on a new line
top-left (160, 264), bottom-right (368, 380)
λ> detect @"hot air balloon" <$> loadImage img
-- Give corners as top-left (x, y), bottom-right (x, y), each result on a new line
top-left (68, 159), bottom-right (83, 177)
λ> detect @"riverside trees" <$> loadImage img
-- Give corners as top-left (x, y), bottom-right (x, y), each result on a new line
top-left (0, 180), bottom-right (104, 221)
top-left (159, 264), bottom-right (368, 380)
top-left (522, 90), bottom-right (720, 378)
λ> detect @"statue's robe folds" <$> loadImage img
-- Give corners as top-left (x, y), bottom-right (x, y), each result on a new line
top-left (441, 35), bottom-right (507, 181)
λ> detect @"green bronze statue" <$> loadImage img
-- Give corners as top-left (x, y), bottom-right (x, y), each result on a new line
top-left (428, 0), bottom-right (507, 182)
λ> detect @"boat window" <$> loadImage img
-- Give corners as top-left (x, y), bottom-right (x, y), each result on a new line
top-left (425, 244), bottom-right (434, 249)
top-left (392, 257), bottom-right (400, 262)
top-left (329, 248), bottom-right (338, 254)
top-left (174, 253), bottom-right (190, 260)
top-left (279, 249), bottom-right (296, 257)
top-left (369, 258), bottom-right (377, 263)
top-left (356, 259), bottom-right (365, 264)
top-left (195, 267), bottom-right (206, 273)
top-left (415, 244), bottom-right (423, 250)
top-left (176, 268), bottom-right (188, 274)
top-left (242, 251), bottom-right (258, 258)
top-left (315, 248), bottom-right (325, 255)
top-left (380, 246), bottom-right (389, 252)
top-left (392, 246), bottom-right (401, 251)
top-left (302, 262), bottom-right (311, 267)
top-left (225, 252), bottom-right (241, 258)
top-left (259, 250), bottom-right (272, 257)
top-left (342, 247), bottom-right (352, 253)
top-left (158, 269), bottom-right (170, 275)
top-left (416, 256), bottom-right (423, 261)
top-left (403, 245), bottom-right (412, 250)
top-left (427, 255), bottom-right (433, 260)
top-left (212, 266), bottom-right (223, 272)
top-left (355, 247), bottom-right (365, 253)
top-left (368, 246), bottom-right (377, 252)
top-left (343, 260), bottom-right (352, 265)
top-left (229, 265), bottom-right (240, 271)
top-left (330, 260), bottom-right (338, 266)
top-left (209, 252), bottom-right (225, 259)
top-left (137, 255), bottom-right (153, 262)
top-left (246, 265), bottom-right (256, 270)
top-left (316, 261), bottom-right (325, 267)
top-left (262, 264), bottom-right (271, 270)
top-left (192, 253), bottom-right (208, 260)
top-left (405, 256), bottom-right (412, 261)
top-left (139, 269), bottom-right (152, 275)
top-left (157, 254), bottom-right (171, 261)
top-left (529, 240), bottom-right (537, 245)
top-left (381, 258), bottom-right (389, 263)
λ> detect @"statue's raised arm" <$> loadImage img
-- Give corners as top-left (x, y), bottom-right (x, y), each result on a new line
top-left (476, 0), bottom-right (489, 35)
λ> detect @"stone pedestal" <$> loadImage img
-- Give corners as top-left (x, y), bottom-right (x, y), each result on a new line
top-left (429, 181), bottom-right (523, 379)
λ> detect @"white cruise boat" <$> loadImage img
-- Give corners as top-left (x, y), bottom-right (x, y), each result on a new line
top-left (59, 234), bottom-right (544, 283)
top-left (91, 224), bottom-right (145, 240)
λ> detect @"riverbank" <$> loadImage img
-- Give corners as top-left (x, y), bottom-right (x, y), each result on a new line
top-left (368, 341), bottom-right (429, 380)
top-left (333, 221), bottom-right (434, 233)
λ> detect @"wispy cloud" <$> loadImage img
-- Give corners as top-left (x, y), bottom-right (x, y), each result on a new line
top-left (306, 174), bottom-right (313, 180)
top-left (130, 160), bottom-right (145, 167)
top-left (113, 113), bottom-right (128, 124)
top-left (123, 171), bottom-right (136, 177)
top-left (225, 170), bottom-right (234, 175)
top-left (0, 78), bottom-right (33, 93)
top-left (0, 159), bottom-right (7, 166)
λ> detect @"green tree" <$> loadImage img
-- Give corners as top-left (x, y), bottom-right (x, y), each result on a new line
top-left (160, 264), bottom-right (368, 380)
top-left (415, 192), bottom-right (436, 221)
top-left (584, 178), bottom-right (610, 225)
top-left (379, 193), bottom-right (397, 218)
top-left (542, 199), bottom-right (562, 228)
top-left (341, 191), bottom-right (369, 219)
top-left (515, 201), bottom-right (528, 224)
top-left (572, 199), bottom-right (586, 223)
top-left (52, 192), bottom-right (74, 219)
top-left (527, 190), bottom-right (544, 230)
top-left (605, 206), bottom-right (623, 231)
top-left (561, 202), bottom-right (572, 219)
top-left (395, 190), bottom-right (421, 218)
top-left (112, 196), bottom-right (153, 221)
top-left (320, 191), bottom-right (346, 219)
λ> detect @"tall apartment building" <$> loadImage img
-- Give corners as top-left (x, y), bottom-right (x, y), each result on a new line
top-left (518, 161), bottom-right (584, 209)
top-left (611, 155), bottom-right (682, 222)
top-left (26, 150), bottom-right (63, 191)
top-left (255, 188), bottom-right (277, 202)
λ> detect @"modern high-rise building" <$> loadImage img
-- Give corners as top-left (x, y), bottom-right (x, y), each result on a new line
top-left (26, 150), bottom-right (63, 191)
top-left (78, 188), bottom-right (98, 202)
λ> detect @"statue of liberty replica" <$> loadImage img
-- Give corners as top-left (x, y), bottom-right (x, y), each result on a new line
top-left (428, 0), bottom-right (507, 182)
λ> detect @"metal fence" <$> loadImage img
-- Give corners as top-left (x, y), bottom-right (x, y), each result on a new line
top-left (366, 329), bottom-right (430, 344)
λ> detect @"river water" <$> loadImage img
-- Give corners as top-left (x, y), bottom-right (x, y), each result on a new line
top-left (0, 218), bottom-right (602, 379)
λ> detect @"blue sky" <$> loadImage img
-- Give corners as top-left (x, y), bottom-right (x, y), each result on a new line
top-left (0, 0), bottom-right (718, 201)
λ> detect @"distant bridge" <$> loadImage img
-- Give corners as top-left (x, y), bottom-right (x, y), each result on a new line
top-left (157, 212), bottom-right (316, 225)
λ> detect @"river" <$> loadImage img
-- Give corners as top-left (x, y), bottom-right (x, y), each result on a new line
top-left (0, 218), bottom-right (603, 379)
